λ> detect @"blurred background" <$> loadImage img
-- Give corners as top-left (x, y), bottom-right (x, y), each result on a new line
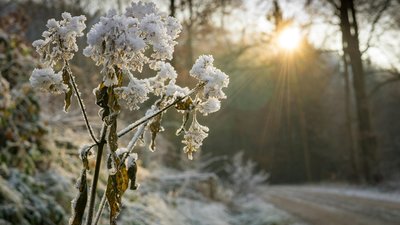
top-left (1, 0), bottom-right (400, 225)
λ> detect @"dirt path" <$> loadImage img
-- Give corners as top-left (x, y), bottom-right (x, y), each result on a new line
top-left (262, 186), bottom-right (400, 225)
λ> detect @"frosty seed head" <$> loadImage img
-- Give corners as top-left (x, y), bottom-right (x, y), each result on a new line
top-left (33, 13), bottom-right (86, 66)
top-left (30, 68), bottom-right (68, 94)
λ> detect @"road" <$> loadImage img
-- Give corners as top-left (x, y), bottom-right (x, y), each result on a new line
top-left (262, 186), bottom-right (400, 225)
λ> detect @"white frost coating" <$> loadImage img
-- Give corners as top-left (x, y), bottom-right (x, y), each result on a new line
top-left (140, 13), bottom-right (179, 60)
top-left (84, 2), bottom-right (181, 84)
top-left (145, 105), bottom-right (158, 116)
top-left (0, 75), bottom-right (11, 109)
top-left (125, 153), bottom-right (138, 169)
top-left (83, 10), bottom-right (146, 78)
top-left (182, 114), bottom-right (209, 160)
top-left (114, 76), bottom-right (151, 110)
top-left (148, 62), bottom-right (181, 97)
top-left (165, 16), bottom-right (182, 39)
top-left (203, 69), bottom-right (229, 99)
top-left (116, 148), bottom-right (129, 157)
top-left (198, 97), bottom-right (221, 115)
top-left (188, 55), bottom-right (229, 119)
top-left (165, 82), bottom-right (189, 98)
top-left (108, 166), bottom-right (117, 176)
top-left (29, 68), bottom-right (67, 94)
top-left (154, 61), bottom-right (177, 81)
top-left (190, 55), bottom-right (229, 100)
top-left (32, 12), bottom-right (86, 66)
top-left (125, 1), bottom-right (158, 19)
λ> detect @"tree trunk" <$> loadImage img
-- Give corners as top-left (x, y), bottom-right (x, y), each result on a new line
top-left (339, 0), bottom-right (380, 183)
top-left (170, 0), bottom-right (175, 17)
top-left (342, 51), bottom-right (360, 181)
top-left (186, 0), bottom-right (194, 69)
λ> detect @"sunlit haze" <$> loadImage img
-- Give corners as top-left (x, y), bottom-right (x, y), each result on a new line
top-left (277, 26), bottom-right (302, 51)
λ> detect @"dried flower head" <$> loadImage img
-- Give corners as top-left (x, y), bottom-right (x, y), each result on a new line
top-left (182, 114), bottom-right (209, 160)
top-left (32, 12), bottom-right (86, 66)
top-left (84, 2), bottom-right (181, 86)
top-left (190, 55), bottom-right (229, 100)
top-left (29, 68), bottom-right (68, 94)
top-left (114, 75), bottom-right (152, 111)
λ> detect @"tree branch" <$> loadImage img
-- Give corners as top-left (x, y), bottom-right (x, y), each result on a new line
top-left (326, 0), bottom-right (340, 11)
top-left (368, 71), bottom-right (400, 97)
top-left (361, 0), bottom-right (391, 55)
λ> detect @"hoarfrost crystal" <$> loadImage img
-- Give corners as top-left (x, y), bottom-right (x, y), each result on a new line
top-left (198, 97), bottom-right (221, 115)
top-left (84, 2), bottom-right (181, 86)
top-left (32, 13), bottom-right (86, 66)
top-left (190, 55), bottom-right (229, 100)
top-left (182, 114), bottom-right (209, 160)
top-left (83, 10), bottom-right (147, 77)
top-left (114, 76), bottom-right (151, 111)
top-left (30, 68), bottom-right (67, 94)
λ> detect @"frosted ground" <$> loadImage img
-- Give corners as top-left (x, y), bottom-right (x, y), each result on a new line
top-left (0, 124), bottom-right (302, 225)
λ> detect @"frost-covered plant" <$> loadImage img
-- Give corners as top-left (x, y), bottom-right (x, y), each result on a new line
top-left (225, 152), bottom-right (269, 196)
top-left (29, 1), bottom-right (229, 225)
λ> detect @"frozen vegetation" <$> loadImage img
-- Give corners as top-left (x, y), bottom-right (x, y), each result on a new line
top-left (0, 129), bottom-right (301, 225)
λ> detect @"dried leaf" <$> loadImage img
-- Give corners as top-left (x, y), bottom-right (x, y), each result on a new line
top-left (106, 160), bottom-right (129, 225)
top-left (107, 86), bottom-right (120, 113)
top-left (79, 145), bottom-right (91, 170)
top-left (126, 155), bottom-right (138, 190)
top-left (62, 68), bottom-right (73, 112)
top-left (175, 97), bottom-right (193, 111)
top-left (69, 169), bottom-right (87, 225)
top-left (149, 114), bottom-right (164, 151)
top-left (108, 119), bottom-right (118, 152)
top-left (94, 82), bottom-right (110, 120)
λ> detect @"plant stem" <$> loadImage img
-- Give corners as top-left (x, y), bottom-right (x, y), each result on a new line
top-left (93, 190), bottom-right (107, 225)
top-left (85, 84), bottom-right (202, 150)
top-left (66, 62), bottom-right (99, 144)
top-left (93, 122), bottom-right (147, 225)
top-left (117, 83), bottom-right (203, 137)
top-left (119, 122), bottom-right (148, 168)
top-left (85, 122), bottom-right (108, 225)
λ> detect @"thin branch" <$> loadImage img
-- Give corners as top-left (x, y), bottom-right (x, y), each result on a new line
top-left (126, 123), bottom-right (147, 153)
top-left (85, 83), bottom-right (204, 150)
top-left (65, 62), bottom-right (99, 144)
top-left (119, 122), bottom-right (148, 168)
top-left (361, 0), bottom-right (391, 55)
top-left (93, 190), bottom-right (107, 225)
top-left (117, 83), bottom-right (204, 137)
top-left (368, 71), bottom-right (400, 97)
top-left (326, 0), bottom-right (340, 11)
top-left (85, 122), bottom-right (108, 225)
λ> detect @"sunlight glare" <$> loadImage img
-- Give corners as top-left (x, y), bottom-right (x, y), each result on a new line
top-left (277, 26), bottom-right (302, 51)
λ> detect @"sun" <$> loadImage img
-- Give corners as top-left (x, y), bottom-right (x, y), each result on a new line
top-left (277, 26), bottom-right (302, 51)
